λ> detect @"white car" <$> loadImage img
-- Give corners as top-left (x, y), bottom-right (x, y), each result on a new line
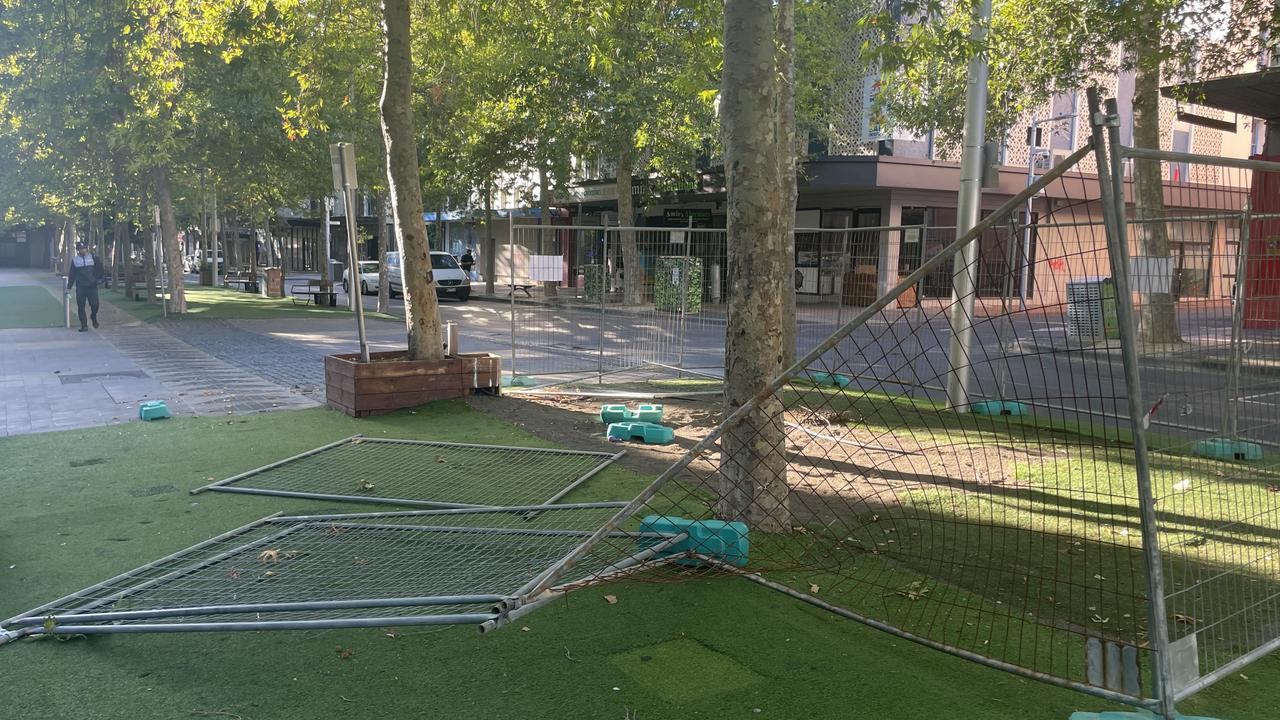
top-left (384, 251), bottom-right (470, 302)
top-left (342, 260), bottom-right (381, 295)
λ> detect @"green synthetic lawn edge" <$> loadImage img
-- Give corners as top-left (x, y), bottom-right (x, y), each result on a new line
top-left (108, 285), bottom-right (399, 323)
top-left (0, 285), bottom-right (65, 328)
top-left (1, 403), bottom-right (1276, 719)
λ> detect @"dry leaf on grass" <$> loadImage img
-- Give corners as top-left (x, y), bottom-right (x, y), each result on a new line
top-left (257, 549), bottom-right (280, 563)
top-left (603, 595), bottom-right (618, 605)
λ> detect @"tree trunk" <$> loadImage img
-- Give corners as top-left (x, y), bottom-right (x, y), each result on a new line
top-left (539, 163), bottom-right (557, 297)
top-left (617, 150), bottom-right (641, 305)
top-left (376, 190), bottom-right (391, 313)
top-left (1132, 41), bottom-right (1180, 345)
top-left (122, 215), bottom-right (137, 299)
top-left (380, 0), bottom-right (444, 360)
top-left (777, 0), bottom-right (798, 366)
top-left (436, 202), bottom-right (445, 253)
top-left (223, 217), bottom-right (236, 273)
top-left (718, 0), bottom-right (791, 533)
top-left (484, 181), bottom-right (496, 294)
top-left (60, 218), bottom-right (76, 276)
top-left (154, 165), bottom-right (186, 312)
top-left (139, 193), bottom-right (157, 303)
top-left (113, 213), bottom-right (126, 289)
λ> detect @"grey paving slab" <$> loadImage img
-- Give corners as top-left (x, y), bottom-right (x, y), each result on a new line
top-left (0, 268), bottom-right (318, 437)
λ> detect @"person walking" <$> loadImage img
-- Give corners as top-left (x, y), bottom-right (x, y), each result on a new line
top-left (459, 248), bottom-right (475, 278)
top-left (67, 241), bottom-right (104, 332)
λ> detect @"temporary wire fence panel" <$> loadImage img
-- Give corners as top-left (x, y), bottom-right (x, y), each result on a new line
top-left (0, 505), bottom-right (660, 640)
top-left (1110, 149), bottom-right (1280, 702)
top-left (191, 436), bottom-right (624, 509)
top-left (507, 141), bottom-right (1181, 712)
top-left (502, 119), bottom-right (1280, 716)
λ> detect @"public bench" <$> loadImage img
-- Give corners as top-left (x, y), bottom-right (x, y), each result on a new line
top-left (290, 279), bottom-right (336, 306)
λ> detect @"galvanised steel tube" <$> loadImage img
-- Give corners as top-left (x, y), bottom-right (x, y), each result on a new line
top-left (37, 613), bottom-right (497, 636)
top-left (1097, 92), bottom-right (1179, 720)
top-left (7, 595), bottom-right (509, 626)
top-left (274, 501), bottom-right (629, 523)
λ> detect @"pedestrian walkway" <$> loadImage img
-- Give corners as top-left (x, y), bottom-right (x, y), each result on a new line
top-left (0, 268), bottom-right (315, 437)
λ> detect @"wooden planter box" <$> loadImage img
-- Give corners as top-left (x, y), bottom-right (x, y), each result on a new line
top-left (325, 351), bottom-right (502, 417)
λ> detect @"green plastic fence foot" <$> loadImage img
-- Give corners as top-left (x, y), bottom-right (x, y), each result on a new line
top-left (969, 400), bottom-right (1029, 416)
top-left (138, 400), bottom-right (171, 421)
top-left (599, 403), bottom-right (664, 424)
top-left (800, 371), bottom-right (853, 388)
top-left (1192, 438), bottom-right (1263, 461)
top-left (607, 421), bottom-right (675, 444)
top-left (638, 515), bottom-right (749, 567)
top-left (501, 374), bottom-right (537, 388)
top-left (1070, 707), bottom-right (1218, 712)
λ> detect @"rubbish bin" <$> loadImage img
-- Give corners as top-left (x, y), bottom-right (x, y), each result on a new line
top-left (259, 267), bottom-right (284, 298)
top-left (1066, 277), bottom-right (1119, 339)
top-left (655, 256), bottom-right (702, 313)
top-left (328, 259), bottom-right (345, 288)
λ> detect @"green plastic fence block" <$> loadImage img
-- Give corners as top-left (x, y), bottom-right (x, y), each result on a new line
top-left (638, 514), bottom-right (749, 567)
top-left (599, 404), bottom-right (664, 424)
top-left (607, 421), bottom-right (675, 444)
top-left (969, 400), bottom-right (1029, 416)
top-left (138, 400), bottom-right (171, 421)
top-left (1070, 707), bottom-right (1218, 712)
top-left (801, 371), bottom-right (853, 388)
top-left (500, 374), bottom-right (538, 388)
top-left (1192, 438), bottom-right (1263, 461)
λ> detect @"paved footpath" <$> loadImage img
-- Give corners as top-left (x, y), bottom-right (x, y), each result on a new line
top-left (0, 268), bottom-right (316, 437)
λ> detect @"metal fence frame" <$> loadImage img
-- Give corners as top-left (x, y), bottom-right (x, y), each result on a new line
top-left (493, 92), bottom-right (1280, 718)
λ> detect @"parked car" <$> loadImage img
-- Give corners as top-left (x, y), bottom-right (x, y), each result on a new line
top-left (342, 260), bottom-right (381, 295)
top-left (383, 251), bottom-right (470, 302)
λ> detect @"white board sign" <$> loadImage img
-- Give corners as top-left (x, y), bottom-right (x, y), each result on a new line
top-left (529, 255), bottom-right (562, 282)
top-left (1129, 256), bottom-right (1173, 295)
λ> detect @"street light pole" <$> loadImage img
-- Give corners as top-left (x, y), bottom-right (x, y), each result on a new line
top-left (944, 0), bottom-right (992, 411)
top-left (331, 143), bottom-right (370, 363)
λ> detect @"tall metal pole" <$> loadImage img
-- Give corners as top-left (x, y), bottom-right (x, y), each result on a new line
top-left (346, 186), bottom-right (370, 363)
top-left (598, 214), bottom-right (609, 384)
top-left (1225, 201), bottom-right (1251, 441)
top-left (1092, 90), bottom-right (1178, 720)
top-left (154, 205), bottom-right (167, 318)
top-left (322, 196), bottom-right (333, 287)
top-left (212, 189), bottom-right (222, 288)
top-left (944, 0), bottom-right (992, 410)
top-left (509, 213), bottom-right (518, 378)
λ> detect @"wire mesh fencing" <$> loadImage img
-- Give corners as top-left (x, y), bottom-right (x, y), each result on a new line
top-left (190, 436), bottom-right (624, 509)
top-left (502, 224), bottom-right (729, 386)
top-left (1106, 146), bottom-right (1280, 703)
top-left (496, 106), bottom-right (1280, 716)
top-left (0, 504), bottom-right (661, 641)
top-left (503, 139), bottom-right (1187, 712)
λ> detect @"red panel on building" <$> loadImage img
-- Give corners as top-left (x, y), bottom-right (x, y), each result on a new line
top-left (1244, 154), bottom-right (1280, 329)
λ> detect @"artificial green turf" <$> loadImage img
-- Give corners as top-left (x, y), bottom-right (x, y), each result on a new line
top-left (109, 285), bottom-right (398, 323)
top-left (0, 285), bottom-right (65, 328)
top-left (2, 404), bottom-right (1277, 719)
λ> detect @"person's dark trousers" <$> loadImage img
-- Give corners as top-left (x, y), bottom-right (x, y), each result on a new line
top-left (75, 284), bottom-right (100, 329)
